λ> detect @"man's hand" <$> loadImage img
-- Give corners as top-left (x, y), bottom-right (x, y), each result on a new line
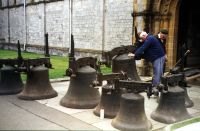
top-left (128, 53), bottom-right (135, 58)
top-left (165, 55), bottom-right (168, 62)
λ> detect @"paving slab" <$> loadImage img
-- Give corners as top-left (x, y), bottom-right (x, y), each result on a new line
top-left (0, 97), bottom-right (66, 130)
top-left (0, 78), bottom-right (200, 130)
top-left (0, 95), bottom-right (100, 130)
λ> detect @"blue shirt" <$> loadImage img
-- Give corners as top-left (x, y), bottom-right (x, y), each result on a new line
top-left (135, 35), bottom-right (165, 62)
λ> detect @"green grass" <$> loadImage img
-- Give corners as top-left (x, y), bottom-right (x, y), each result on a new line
top-left (0, 49), bottom-right (68, 80)
top-left (0, 49), bottom-right (111, 80)
top-left (170, 117), bottom-right (200, 131)
top-left (100, 65), bottom-right (112, 73)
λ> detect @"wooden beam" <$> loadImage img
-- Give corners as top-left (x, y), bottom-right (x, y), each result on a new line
top-left (186, 74), bottom-right (200, 81)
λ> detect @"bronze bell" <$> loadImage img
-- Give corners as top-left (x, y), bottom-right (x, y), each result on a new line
top-left (93, 83), bottom-right (121, 118)
top-left (18, 66), bottom-right (58, 100)
top-left (169, 66), bottom-right (194, 108)
top-left (60, 66), bottom-right (100, 109)
top-left (157, 84), bottom-right (194, 108)
top-left (112, 53), bottom-right (141, 81)
top-left (151, 87), bottom-right (191, 124)
top-left (179, 79), bottom-right (194, 108)
top-left (181, 85), bottom-right (194, 108)
top-left (112, 93), bottom-right (152, 131)
top-left (157, 74), bottom-right (194, 108)
top-left (0, 65), bottom-right (23, 95)
top-left (152, 74), bottom-right (192, 124)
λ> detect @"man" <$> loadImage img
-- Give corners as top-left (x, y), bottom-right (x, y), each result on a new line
top-left (128, 31), bottom-right (165, 96)
top-left (155, 29), bottom-right (168, 72)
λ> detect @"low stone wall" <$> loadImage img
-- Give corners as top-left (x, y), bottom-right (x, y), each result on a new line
top-left (0, 42), bottom-right (102, 58)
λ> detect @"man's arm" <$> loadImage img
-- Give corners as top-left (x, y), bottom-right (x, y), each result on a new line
top-left (135, 37), bottom-right (151, 57)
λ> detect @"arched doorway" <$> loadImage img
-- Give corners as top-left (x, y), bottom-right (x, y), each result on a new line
top-left (157, 0), bottom-right (200, 68)
top-left (134, 0), bottom-right (200, 69)
top-left (177, 0), bottom-right (200, 68)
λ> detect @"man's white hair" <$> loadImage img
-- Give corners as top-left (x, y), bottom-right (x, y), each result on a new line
top-left (139, 31), bottom-right (148, 38)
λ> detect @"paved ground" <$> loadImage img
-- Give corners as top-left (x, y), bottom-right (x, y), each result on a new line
top-left (0, 77), bottom-right (200, 130)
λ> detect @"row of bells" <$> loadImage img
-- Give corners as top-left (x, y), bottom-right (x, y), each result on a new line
top-left (94, 83), bottom-right (192, 131)
top-left (0, 65), bottom-right (58, 100)
top-left (0, 53), bottom-right (193, 131)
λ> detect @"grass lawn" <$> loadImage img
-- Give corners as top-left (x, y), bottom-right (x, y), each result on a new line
top-left (0, 49), bottom-right (111, 80)
top-left (165, 117), bottom-right (200, 131)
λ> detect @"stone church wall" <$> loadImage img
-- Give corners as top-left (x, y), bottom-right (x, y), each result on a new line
top-left (0, 0), bottom-right (133, 55)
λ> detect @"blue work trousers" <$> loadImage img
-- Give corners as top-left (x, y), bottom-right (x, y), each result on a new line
top-left (152, 56), bottom-right (165, 87)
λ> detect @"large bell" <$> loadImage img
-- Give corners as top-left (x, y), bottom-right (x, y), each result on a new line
top-left (157, 74), bottom-right (194, 108)
top-left (112, 53), bottom-right (141, 81)
top-left (93, 83), bottom-right (121, 118)
top-left (60, 66), bottom-right (100, 109)
top-left (0, 65), bottom-right (23, 95)
top-left (151, 87), bottom-right (191, 124)
top-left (156, 85), bottom-right (194, 108)
top-left (179, 79), bottom-right (194, 108)
top-left (170, 67), bottom-right (194, 108)
top-left (112, 93), bottom-right (152, 131)
top-left (18, 66), bottom-right (58, 100)
top-left (181, 85), bottom-right (194, 108)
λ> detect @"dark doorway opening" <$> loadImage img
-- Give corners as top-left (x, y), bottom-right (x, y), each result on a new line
top-left (178, 0), bottom-right (200, 68)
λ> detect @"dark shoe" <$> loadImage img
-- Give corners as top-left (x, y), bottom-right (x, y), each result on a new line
top-left (152, 87), bottom-right (159, 97)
